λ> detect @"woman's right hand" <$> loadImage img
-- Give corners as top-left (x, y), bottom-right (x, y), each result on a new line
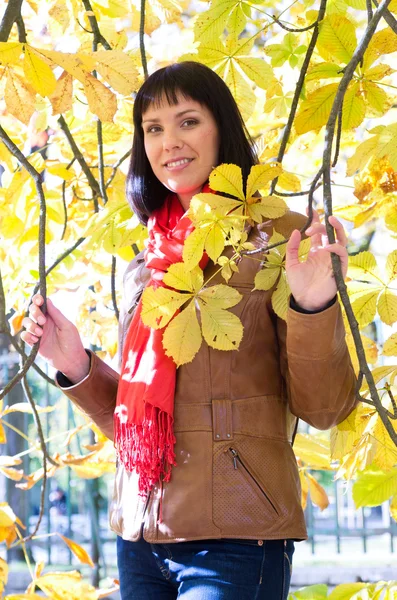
top-left (21, 294), bottom-right (91, 384)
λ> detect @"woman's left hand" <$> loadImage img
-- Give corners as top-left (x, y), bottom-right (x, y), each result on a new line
top-left (285, 209), bottom-right (348, 312)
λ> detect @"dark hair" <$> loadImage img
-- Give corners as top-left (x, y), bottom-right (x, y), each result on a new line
top-left (126, 61), bottom-right (258, 225)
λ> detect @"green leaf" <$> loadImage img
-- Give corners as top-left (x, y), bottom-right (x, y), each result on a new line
top-left (306, 62), bottom-right (343, 82)
top-left (352, 466), bottom-right (397, 508)
top-left (341, 82), bottom-right (366, 130)
top-left (254, 265), bottom-right (280, 291)
top-left (199, 304), bottom-right (243, 351)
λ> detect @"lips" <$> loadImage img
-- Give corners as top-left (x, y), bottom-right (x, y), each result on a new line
top-left (164, 158), bottom-right (194, 167)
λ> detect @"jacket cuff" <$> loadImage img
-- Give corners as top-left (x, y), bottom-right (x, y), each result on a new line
top-left (56, 350), bottom-right (92, 389)
top-left (289, 295), bottom-right (337, 314)
top-left (286, 298), bottom-right (345, 360)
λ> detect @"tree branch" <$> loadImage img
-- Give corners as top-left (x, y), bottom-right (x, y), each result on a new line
top-left (97, 121), bottom-right (109, 204)
top-left (372, 0), bottom-right (397, 33)
top-left (0, 0), bottom-right (24, 41)
top-left (321, 0), bottom-right (397, 446)
top-left (271, 13), bottom-right (318, 32)
top-left (105, 149), bottom-right (132, 189)
top-left (15, 14), bottom-right (26, 42)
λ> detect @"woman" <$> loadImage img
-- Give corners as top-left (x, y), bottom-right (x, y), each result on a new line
top-left (22, 61), bottom-right (357, 599)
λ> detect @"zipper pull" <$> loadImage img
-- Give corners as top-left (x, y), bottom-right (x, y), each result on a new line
top-left (229, 448), bottom-right (238, 470)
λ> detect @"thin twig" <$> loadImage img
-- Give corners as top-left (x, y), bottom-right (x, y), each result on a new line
top-left (97, 121), bottom-right (108, 204)
top-left (271, 13), bottom-right (318, 32)
top-left (140, 0), bottom-right (148, 80)
top-left (81, 0), bottom-right (111, 49)
top-left (273, 182), bottom-right (323, 197)
top-left (61, 158), bottom-right (75, 241)
top-left (105, 149), bottom-right (132, 189)
top-left (332, 104), bottom-right (343, 168)
top-left (111, 256), bottom-right (119, 321)
top-left (269, 0), bottom-right (328, 194)
top-left (58, 116), bottom-right (101, 197)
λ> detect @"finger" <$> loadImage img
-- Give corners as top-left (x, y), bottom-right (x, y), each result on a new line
top-left (285, 229), bottom-right (302, 269)
top-left (328, 215), bottom-right (348, 246)
top-left (305, 222), bottom-right (326, 248)
top-left (32, 293), bottom-right (44, 306)
top-left (22, 317), bottom-right (44, 337)
top-left (28, 303), bottom-right (46, 325)
top-left (20, 331), bottom-right (39, 346)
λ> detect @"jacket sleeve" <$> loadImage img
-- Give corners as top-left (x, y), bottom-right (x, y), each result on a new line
top-left (54, 252), bottom-right (148, 441)
top-left (277, 298), bottom-right (358, 430)
top-left (55, 352), bottom-right (119, 440)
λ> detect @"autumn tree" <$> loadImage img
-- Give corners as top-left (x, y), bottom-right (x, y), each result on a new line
top-left (0, 0), bottom-right (397, 597)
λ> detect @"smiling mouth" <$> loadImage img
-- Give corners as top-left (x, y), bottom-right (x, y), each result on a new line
top-left (165, 158), bottom-right (194, 168)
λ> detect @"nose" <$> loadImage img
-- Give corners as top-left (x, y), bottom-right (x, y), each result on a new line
top-left (162, 130), bottom-right (183, 151)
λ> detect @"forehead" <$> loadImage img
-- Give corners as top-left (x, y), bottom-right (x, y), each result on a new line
top-left (141, 93), bottom-right (206, 120)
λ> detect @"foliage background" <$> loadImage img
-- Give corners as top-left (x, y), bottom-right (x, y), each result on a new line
top-left (0, 0), bottom-right (397, 597)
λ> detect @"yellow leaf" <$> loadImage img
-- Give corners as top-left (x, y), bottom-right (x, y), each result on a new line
top-left (200, 304), bottom-right (243, 351)
top-left (0, 215), bottom-right (25, 239)
top-left (209, 164), bottom-right (244, 201)
top-left (254, 265), bottom-right (280, 291)
top-left (386, 249), bottom-right (397, 282)
top-left (299, 470), bottom-right (309, 510)
top-left (317, 15), bottom-right (357, 64)
top-left (271, 270), bottom-right (290, 320)
top-left (0, 556), bottom-right (8, 590)
top-left (246, 163), bottom-right (282, 198)
top-left (23, 46), bottom-right (57, 96)
top-left (5, 70), bottom-right (36, 125)
top-left (224, 62), bottom-right (256, 122)
top-left (163, 264), bottom-right (203, 293)
top-left (306, 472), bottom-right (329, 510)
top-left (391, 493), bottom-right (397, 522)
top-left (342, 82), bottom-right (366, 130)
top-left (83, 73), bottom-right (117, 121)
top-left (293, 433), bottom-right (331, 470)
top-left (237, 56), bottom-right (274, 90)
top-left (205, 223), bottom-right (227, 262)
top-left (141, 286), bottom-right (191, 329)
top-left (363, 81), bottom-right (389, 117)
top-left (346, 136), bottom-right (379, 176)
top-left (277, 171), bottom-right (301, 192)
top-left (0, 467), bottom-right (24, 481)
top-left (198, 284), bottom-right (242, 309)
top-left (182, 228), bottom-right (206, 270)
top-left (348, 251), bottom-right (383, 284)
top-left (383, 332), bottom-right (397, 356)
top-left (0, 42), bottom-right (22, 65)
top-left (373, 419), bottom-right (397, 471)
top-left (49, 70), bottom-right (73, 115)
top-left (163, 300), bottom-right (202, 366)
top-left (89, 50), bottom-right (139, 95)
top-left (363, 27), bottom-right (397, 70)
top-left (378, 289), bottom-right (397, 326)
top-left (306, 61), bottom-right (342, 81)
top-left (348, 282), bottom-right (381, 328)
top-left (295, 83), bottom-right (338, 135)
top-left (248, 196), bottom-right (287, 221)
top-left (34, 570), bottom-right (97, 600)
top-left (58, 534), bottom-right (94, 567)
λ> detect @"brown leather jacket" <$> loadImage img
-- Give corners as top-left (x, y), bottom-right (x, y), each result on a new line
top-left (56, 211), bottom-right (357, 543)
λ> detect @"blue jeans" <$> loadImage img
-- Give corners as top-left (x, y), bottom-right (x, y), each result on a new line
top-left (117, 536), bottom-right (295, 599)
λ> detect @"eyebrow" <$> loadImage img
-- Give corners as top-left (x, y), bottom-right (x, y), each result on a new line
top-left (142, 109), bottom-right (201, 124)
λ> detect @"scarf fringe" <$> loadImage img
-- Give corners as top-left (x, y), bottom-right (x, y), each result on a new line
top-left (114, 402), bottom-right (177, 496)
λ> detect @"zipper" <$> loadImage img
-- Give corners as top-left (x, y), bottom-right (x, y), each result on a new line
top-left (228, 447), bottom-right (279, 515)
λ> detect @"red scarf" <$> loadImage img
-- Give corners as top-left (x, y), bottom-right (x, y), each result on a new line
top-left (114, 187), bottom-right (210, 496)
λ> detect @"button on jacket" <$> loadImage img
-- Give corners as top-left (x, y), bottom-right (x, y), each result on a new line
top-left (56, 211), bottom-right (357, 543)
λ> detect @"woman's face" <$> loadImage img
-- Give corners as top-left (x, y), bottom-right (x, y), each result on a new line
top-left (142, 93), bottom-right (220, 211)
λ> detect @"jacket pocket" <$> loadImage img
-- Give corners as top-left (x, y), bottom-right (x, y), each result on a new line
top-left (212, 436), bottom-right (281, 536)
top-left (228, 447), bottom-right (279, 515)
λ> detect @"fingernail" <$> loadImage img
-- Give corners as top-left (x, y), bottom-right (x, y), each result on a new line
top-left (38, 317), bottom-right (46, 325)
top-left (35, 327), bottom-right (42, 335)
